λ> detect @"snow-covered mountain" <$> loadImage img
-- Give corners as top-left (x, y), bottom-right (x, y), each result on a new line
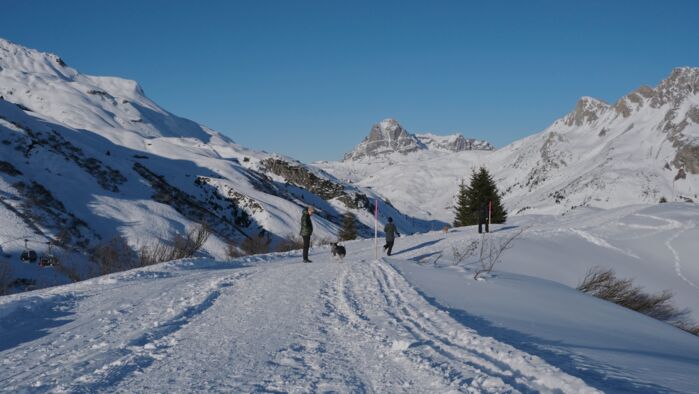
top-left (0, 38), bottom-right (438, 293)
top-left (416, 132), bottom-right (495, 152)
top-left (318, 68), bottom-right (699, 222)
top-left (342, 118), bottom-right (493, 160)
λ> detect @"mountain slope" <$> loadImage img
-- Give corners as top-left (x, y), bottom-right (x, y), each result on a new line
top-left (1, 204), bottom-right (697, 393)
top-left (318, 68), bottom-right (699, 222)
top-left (0, 38), bottom-right (436, 293)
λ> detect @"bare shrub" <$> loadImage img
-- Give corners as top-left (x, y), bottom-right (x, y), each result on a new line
top-left (0, 260), bottom-right (12, 295)
top-left (91, 236), bottom-right (137, 275)
top-left (226, 240), bottom-right (245, 260)
top-left (315, 237), bottom-right (335, 247)
top-left (139, 242), bottom-right (172, 267)
top-left (450, 239), bottom-right (479, 266)
top-left (241, 233), bottom-right (271, 255)
top-left (473, 228), bottom-right (524, 280)
top-left (578, 267), bottom-right (699, 335)
top-left (139, 223), bottom-right (211, 266)
top-left (55, 260), bottom-right (85, 282)
top-left (275, 236), bottom-right (304, 253)
top-left (171, 223), bottom-right (211, 260)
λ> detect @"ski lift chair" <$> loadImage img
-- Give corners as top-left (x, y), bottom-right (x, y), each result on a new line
top-left (38, 242), bottom-right (59, 267)
top-left (39, 254), bottom-right (58, 267)
top-left (20, 239), bottom-right (38, 263)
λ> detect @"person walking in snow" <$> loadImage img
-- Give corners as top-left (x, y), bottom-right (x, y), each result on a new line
top-left (383, 217), bottom-right (400, 256)
top-left (300, 206), bottom-right (314, 263)
top-left (478, 202), bottom-right (490, 234)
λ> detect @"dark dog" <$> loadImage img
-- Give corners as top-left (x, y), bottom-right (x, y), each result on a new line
top-left (330, 243), bottom-right (346, 260)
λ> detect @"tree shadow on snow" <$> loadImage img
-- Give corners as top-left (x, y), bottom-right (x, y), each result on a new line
top-left (391, 239), bottom-right (443, 256)
top-left (411, 289), bottom-right (678, 394)
top-left (493, 225), bottom-right (519, 232)
top-left (0, 294), bottom-right (81, 352)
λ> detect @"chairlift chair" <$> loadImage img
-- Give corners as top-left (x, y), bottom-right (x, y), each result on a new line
top-left (20, 239), bottom-right (38, 263)
top-left (38, 242), bottom-right (59, 268)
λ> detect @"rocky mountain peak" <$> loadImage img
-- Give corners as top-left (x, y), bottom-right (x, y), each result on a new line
top-left (343, 119), bottom-right (497, 160)
top-left (652, 67), bottom-right (699, 107)
top-left (343, 118), bottom-right (425, 160)
top-left (564, 97), bottom-right (611, 126)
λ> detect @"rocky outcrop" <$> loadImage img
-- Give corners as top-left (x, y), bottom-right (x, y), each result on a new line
top-left (343, 119), bottom-right (425, 160)
top-left (261, 158), bottom-right (372, 211)
top-left (416, 133), bottom-right (494, 152)
top-left (133, 163), bottom-right (248, 239)
top-left (564, 97), bottom-right (610, 126)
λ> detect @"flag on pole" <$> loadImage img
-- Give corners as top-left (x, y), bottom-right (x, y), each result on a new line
top-left (374, 199), bottom-right (379, 260)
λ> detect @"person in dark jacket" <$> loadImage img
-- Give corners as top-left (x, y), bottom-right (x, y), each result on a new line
top-left (300, 206), bottom-right (314, 262)
top-left (478, 202), bottom-right (489, 234)
top-left (383, 217), bottom-right (400, 256)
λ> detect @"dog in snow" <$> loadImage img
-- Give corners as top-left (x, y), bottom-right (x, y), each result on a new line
top-left (330, 242), bottom-right (346, 260)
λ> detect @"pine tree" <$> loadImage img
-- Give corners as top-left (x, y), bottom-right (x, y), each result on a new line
top-left (453, 180), bottom-right (471, 227)
top-left (338, 211), bottom-right (358, 241)
top-left (453, 167), bottom-right (507, 227)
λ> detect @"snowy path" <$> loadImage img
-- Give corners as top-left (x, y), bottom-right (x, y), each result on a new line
top-left (0, 252), bottom-right (595, 393)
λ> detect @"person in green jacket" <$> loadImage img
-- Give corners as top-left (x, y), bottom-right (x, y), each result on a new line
top-left (383, 217), bottom-right (400, 256)
top-left (300, 206), bottom-right (314, 263)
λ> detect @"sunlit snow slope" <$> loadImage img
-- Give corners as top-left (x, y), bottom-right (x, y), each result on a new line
top-left (318, 68), bottom-right (699, 222)
top-left (1, 204), bottom-right (697, 393)
top-left (0, 37), bottom-right (434, 292)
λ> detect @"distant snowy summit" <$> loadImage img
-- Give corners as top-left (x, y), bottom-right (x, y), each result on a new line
top-left (416, 133), bottom-right (495, 153)
top-left (343, 118), bottom-right (493, 161)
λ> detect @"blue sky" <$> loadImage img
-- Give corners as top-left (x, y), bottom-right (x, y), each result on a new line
top-left (2, 0), bottom-right (698, 162)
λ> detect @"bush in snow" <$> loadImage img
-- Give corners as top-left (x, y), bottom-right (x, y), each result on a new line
top-left (0, 260), bottom-right (12, 295)
top-left (139, 223), bottom-right (211, 266)
top-left (225, 240), bottom-right (245, 260)
top-left (450, 239), bottom-right (479, 266)
top-left (338, 212), bottom-right (358, 241)
top-left (473, 228), bottom-right (524, 280)
top-left (240, 233), bottom-right (272, 255)
top-left (91, 236), bottom-right (138, 275)
top-left (275, 236), bottom-right (304, 253)
top-left (578, 267), bottom-right (699, 336)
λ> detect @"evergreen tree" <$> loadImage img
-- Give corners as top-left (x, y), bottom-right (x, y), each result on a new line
top-left (453, 180), bottom-right (471, 227)
top-left (453, 167), bottom-right (507, 227)
top-left (338, 211), bottom-right (358, 241)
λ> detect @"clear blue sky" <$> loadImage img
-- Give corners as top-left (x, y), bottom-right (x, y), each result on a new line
top-left (2, 0), bottom-right (698, 162)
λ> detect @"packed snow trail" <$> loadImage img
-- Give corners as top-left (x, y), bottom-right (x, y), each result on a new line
top-left (0, 252), bottom-right (595, 392)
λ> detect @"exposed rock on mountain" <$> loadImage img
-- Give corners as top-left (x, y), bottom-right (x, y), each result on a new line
top-left (416, 133), bottom-right (494, 152)
top-left (343, 118), bottom-right (493, 160)
top-left (343, 118), bottom-right (425, 160)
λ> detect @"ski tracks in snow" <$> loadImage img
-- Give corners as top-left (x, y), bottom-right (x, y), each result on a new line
top-left (2, 258), bottom-right (597, 393)
top-left (321, 259), bottom-right (597, 393)
top-left (0, 269), bottom-right (251, 392)
top-left (661, 219), bottom-right (699, 291)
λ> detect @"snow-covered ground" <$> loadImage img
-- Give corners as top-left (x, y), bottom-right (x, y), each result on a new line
top-left (2, 203), bottom-right (697, 393)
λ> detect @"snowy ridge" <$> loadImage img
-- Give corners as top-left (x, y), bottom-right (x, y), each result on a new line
top-left (416, 132), bottom-right (494, 152)
top-left (319, 67), bottom-right (699, 222)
